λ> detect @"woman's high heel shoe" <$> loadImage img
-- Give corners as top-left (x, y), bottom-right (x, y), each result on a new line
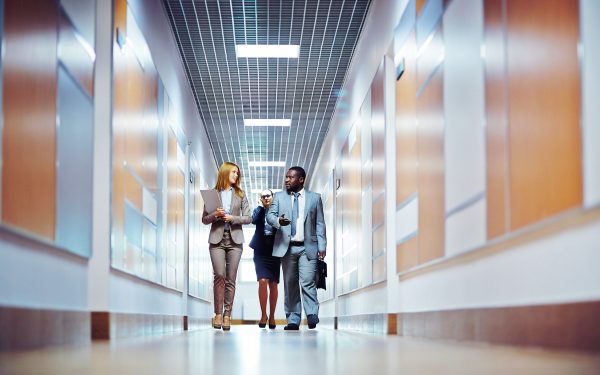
top-left (268, 316), bottom-right (276, 330)
top-left (258, 317), bottom-right (267, 328)
top-left (213, 314), bottom-right (222, 329)
top-left (222, 316), bottom-right (231, 331)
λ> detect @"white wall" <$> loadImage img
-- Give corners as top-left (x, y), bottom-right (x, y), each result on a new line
top-left (0, 228), bottom-right (88, 310)
top-left (398, 220), bottom-right (600, 312)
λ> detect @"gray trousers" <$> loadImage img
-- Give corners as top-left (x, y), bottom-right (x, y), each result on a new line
top-left (209, 231), bottom-right (243, 316)
top-left (282, 244), bottom-right (319, 325)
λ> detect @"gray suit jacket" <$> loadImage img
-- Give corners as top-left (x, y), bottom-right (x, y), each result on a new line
top-left (202, 189), bottom-right (251, 245)
top-left (266, 189), bottom-right (327, 260)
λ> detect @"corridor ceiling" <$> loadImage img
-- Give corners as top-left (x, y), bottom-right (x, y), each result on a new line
top-left (163, 0), bottom-right (372, 194)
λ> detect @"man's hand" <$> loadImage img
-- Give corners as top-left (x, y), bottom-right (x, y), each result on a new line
top-left (318, 251), bottom-right (326, 260)
top-left (279, 214), bottom-right (291, 226)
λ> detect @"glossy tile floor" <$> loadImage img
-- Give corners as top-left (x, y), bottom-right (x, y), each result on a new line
top-left (1, 326), bottom-right (599, 374)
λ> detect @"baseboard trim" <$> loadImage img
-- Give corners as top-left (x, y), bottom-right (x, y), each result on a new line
top-left (337, 313), bottom-right (397, 334)
top-left (397, 301), bottom-right (600, 352)
top-left (0, 306), bottom-right (89, 351)
top-left (91, 311), bottom-right (185, 339)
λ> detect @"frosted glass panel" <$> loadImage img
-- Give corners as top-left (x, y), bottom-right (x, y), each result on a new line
top-left (582, 0), bottom-right (600, 207)
top-left (60, 0), bottom-right (95, 45)
top-left (124, 201), bottom-right (143, 250)
top-left (55, 64), bottom-right (93, 257)
top-left (443, 0), bottom-right (486, 212)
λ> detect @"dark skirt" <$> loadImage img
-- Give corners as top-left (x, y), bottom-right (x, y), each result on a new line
top-left (253, 236), bottom-right (281, 283)
top-left (253, 254), bottom-right (281, 283)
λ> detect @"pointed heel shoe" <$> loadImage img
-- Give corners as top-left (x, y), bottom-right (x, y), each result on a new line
top-left (222, 316), bottom-right (231, 331)
top-left (258, 317), bottom-right (267, 328)
top-left (268, 316), bottom-right (276, 329)
top-left (213, 314), bottom-right (223, 329)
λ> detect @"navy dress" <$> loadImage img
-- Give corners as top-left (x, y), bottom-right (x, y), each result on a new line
top-left (249, 206), bottom-right (281, 283)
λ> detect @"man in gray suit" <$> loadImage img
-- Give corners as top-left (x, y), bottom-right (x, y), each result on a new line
top-left (267, 166), bottom-right (327, 330)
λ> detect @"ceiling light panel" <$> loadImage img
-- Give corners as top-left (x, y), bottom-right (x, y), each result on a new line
top-left (244, 118), bottom-right (291, 127)
top-left (163, 0), bottom-right (372, 194)
top-left (248, 161), bottom-right (286, 168)
top-left (236, 44), bottom-right (300, 58)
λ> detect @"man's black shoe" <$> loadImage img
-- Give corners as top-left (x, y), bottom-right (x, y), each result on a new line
top-left (283, 323), bottom-right (300, 331)
top-left (307, 314), bottom-right (319, 329)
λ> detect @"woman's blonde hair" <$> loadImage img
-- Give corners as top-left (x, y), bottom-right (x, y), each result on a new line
top-left (214, 162), bottom-right (244, 197)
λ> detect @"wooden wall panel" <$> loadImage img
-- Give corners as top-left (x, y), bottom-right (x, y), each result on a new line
top-left (397, 236), bottom-right (418, 273)
top-left (114, 0), bottom-right (127, 34)
top-left (2, 0), bottom-right (58, 239)
top-left (395, 31), bottom-right (418, 207)
top-left (506, 0), bottom-right (582, 230)
top-left (416, 0), bottom-right (427, 15)
top-left (417, 68), bottom-right (445, 264)
top-left (484, 0), bottom-right (509, 239)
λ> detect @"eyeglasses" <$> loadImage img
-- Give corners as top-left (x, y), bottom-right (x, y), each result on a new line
top-left (261, 195), bottom-right (272, 199)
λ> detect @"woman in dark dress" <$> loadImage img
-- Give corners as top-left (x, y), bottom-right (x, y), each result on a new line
top-left (249, 189), bottom-right (281, 329)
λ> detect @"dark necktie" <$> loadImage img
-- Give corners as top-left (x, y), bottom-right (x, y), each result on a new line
top-left (291, 192), bottom-right (299, 236)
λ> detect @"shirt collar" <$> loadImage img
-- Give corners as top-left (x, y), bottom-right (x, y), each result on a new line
top-left (290, 188), bottom-right (305, 196)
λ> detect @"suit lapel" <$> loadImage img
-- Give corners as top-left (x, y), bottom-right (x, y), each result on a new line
top-left (283, 191), bottom-right (292, 217)
top-left (303, 190), bottom-right (312, 220)
top-left (231, 192), bottom-right (238, 214)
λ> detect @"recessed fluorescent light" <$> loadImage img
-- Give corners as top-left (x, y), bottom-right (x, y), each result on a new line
top-left (244, 119), bottom-right (291, 127)
top-left (248, 161), bottom-right (286, 167)
top-left (251, 188), bottom-right (283, 194)
top-left (236, 44), bottom-right (299, 58)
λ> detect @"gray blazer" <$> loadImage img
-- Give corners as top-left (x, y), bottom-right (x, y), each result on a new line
top-left (266, 189), bottom-right (327, 260)
top-left (202, 189), bottom-right (251, 245)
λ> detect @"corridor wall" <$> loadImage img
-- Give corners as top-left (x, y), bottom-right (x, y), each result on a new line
top-left (0, 0), bottom-right (96, 350)
top-left (311, 0), bottom-right (600, 350)
top-left (0, 0), bottom-right (217, 349)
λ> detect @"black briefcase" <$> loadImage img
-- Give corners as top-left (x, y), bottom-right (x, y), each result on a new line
top-left (315, 259), bottom-right (327, 290)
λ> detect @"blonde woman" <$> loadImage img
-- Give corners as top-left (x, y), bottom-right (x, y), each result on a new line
top-left (202, 162), bottom-right (251, 331)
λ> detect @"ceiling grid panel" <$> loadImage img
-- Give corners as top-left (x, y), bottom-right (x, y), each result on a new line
top-left (163, 0), bottom-right (371, 191)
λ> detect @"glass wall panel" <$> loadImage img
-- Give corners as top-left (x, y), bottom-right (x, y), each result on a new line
top-left (55, 65), bottom-right (93, 257)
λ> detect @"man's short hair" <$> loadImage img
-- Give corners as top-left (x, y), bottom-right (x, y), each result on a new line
top-left (289, 166), bottom-right (306, 180)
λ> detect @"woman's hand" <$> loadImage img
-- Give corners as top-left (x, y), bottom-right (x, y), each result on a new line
top-left (223, 214), bottom-right (234, 223)
top-left (215, 208), bottom-right (226, 219)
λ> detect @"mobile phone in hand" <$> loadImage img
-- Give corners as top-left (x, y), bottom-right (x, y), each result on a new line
top-left (280, 214), bottom-right (291, 225)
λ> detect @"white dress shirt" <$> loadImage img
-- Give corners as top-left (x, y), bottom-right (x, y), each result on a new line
top-left (220, 187), bottom-right (233, 230)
